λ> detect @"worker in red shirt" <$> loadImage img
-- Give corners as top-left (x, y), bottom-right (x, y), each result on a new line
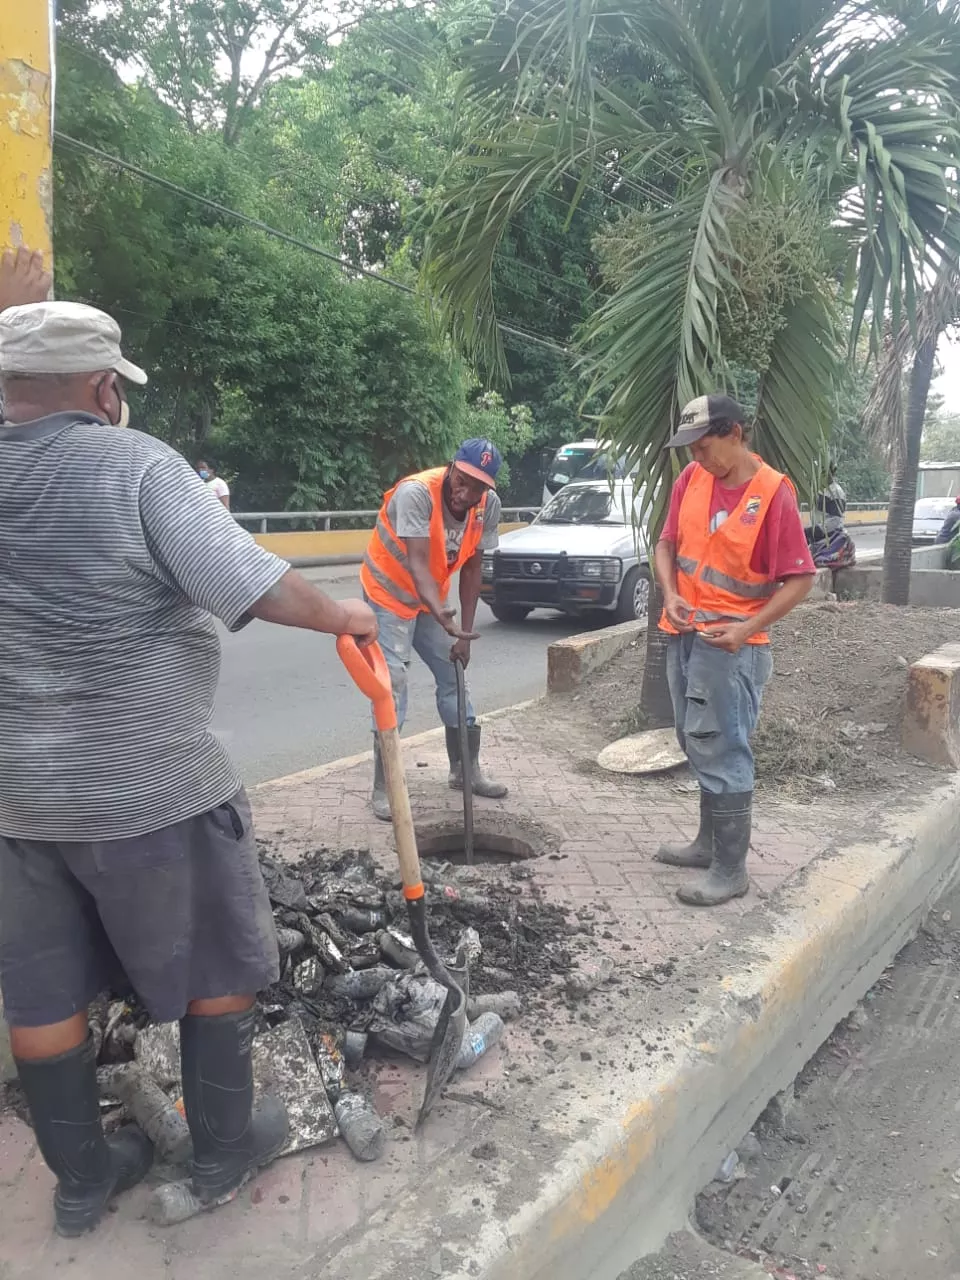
top-left (654, 395), bottom-right (816, 906)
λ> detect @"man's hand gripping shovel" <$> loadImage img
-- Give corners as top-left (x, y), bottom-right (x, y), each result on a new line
top-left (337, 635), bottom-right (468, 1126)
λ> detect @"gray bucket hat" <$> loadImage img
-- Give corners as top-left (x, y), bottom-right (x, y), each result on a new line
top-left (0, 301), bottom-right (148, 384)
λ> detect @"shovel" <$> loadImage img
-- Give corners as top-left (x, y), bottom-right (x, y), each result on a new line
top-left (453, 656), bottom-right (475, 867)
top-left (337, 634), bottom-right (468, 1126)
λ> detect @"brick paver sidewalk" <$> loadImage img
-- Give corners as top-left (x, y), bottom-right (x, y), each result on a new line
top-left (0, 703), bottom-right (876, 1280)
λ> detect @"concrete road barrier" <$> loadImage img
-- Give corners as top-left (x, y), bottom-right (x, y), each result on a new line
top-left (905, 642), bottom-right (960, 767)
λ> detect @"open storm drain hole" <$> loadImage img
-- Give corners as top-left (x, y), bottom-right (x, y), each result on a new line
top-left (414, 816), bottom-right (552, 865)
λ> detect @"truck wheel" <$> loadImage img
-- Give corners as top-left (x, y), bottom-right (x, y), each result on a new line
top-left (489, 603), bottom-right (532, 624)
top-left (615, 567), bottom-right (650, 624)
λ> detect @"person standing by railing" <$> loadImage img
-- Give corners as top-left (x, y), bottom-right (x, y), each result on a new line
top-left (196, 459), bottom-right (230, 509)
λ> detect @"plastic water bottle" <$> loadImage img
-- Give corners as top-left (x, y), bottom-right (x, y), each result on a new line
top-left (325, 966), bottom-right (394, 1000)
top-left (334, 1092), bottom-right (385, 1162)
top-left (467, 991), bottom-right (522, 1021)
top-left (109, 1066), bottom-right (193, 1165)
top-left (456, 1013), bottom-right (506, 1070)
top-left (339, 908), bottom-right (385, 934)
top-left (148, 1179), bottom-right (240, 1226)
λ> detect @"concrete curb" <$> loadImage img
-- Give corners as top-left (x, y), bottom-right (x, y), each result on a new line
top-left (316, 775), bottom-right (960, 1280)
top-left (255, 699), bottom-right (536, 791)
top-left (547, 619), bottom-right (647, 693)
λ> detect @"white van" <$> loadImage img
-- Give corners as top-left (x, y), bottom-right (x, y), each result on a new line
top-left (541, 440), bottom-right (633, 505)
top-left (913, 462), bottom-right (960, 540)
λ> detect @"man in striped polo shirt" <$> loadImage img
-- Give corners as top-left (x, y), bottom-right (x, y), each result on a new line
top-left (0, 256), bottom-right (377, 1236)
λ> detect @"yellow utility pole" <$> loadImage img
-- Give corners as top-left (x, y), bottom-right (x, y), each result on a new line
top-left (0, 0), bottom-right (52, 1082)
top-left (0, 0), bottom-right (53, 260)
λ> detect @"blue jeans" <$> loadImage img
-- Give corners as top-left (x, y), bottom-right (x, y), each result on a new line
top-left (665, 633), bottom-right (773, 794)
top-left (367, 598), bottom-right (475, 732)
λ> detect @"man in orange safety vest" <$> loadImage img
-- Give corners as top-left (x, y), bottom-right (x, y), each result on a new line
top-left (654, 395), bottom-right (816, 907)
top-left (360, 439), bottom-right (508, 819)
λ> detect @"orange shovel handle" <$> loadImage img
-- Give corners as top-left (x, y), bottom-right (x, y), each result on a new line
top-left (336, 635), bottom-right (397, 732)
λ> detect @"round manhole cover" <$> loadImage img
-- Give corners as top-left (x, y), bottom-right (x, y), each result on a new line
top-left (414, 813), bottom-right (557, 865)
top-left (597, 727), bottom-right (686, 775)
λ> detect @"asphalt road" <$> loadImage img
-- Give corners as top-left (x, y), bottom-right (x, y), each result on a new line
top-left (212, 526), bottom-right (888, 787)
top-left (211, 566), bottom-right (587, 785)
top-left (670, 878), bottom-right (960, 1280)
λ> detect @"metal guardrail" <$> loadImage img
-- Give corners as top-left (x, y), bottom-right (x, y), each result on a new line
top-left (234, 508), bottom-right (542, 534)
top-left (235, 503), bottom-right (888, 535)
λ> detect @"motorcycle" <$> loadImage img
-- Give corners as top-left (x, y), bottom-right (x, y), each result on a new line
top-left (805, 525), bottom-right (856, 570)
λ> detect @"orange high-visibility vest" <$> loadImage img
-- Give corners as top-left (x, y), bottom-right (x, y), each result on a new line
top-left (360, 467), bottom-right (488, 619)
top-left (659, 458), bottom-right (793, 646)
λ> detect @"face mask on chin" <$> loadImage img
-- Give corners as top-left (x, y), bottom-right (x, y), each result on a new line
top-left (117, 399), bottom-right (130, 429)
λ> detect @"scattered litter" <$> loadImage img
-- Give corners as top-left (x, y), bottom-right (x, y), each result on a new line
top-left (34, 844), bottom-right (572, 1172)
top-left (135, 1022), bottom-right (181, 1086)
top-left (250, 1018), bottom-right (337, 1156)
top-left (467, 991), bottom-right (522, 1021)
top-left (333, 1091), bottom-right (385, 1162)
top-left (838, 721), bottom-right (888, 741)
top-left (737, 1131), bottom-right (762, 1162)
top-left (101, 1064), bottom-right (192, 1165)
top-left (276, 928), bottom-right (305, 955)
top-left (457, 1013), bottom-right (506, 1070)
top-left (769, 1184), bottom-right (783, 1199)
top-left (813, 773), bottom-right (837, 791)
top-left (565, 956), bottom-right (614, 997)
top-left (715, 1151), bottom-right (739, 1183)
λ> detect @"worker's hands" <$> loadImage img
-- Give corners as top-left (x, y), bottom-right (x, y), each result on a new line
top-left (662, 592), bottom-right (696, 633)
top-left (701, 621), bottom-right (752, 653)
top-left (0, 247), bottom-right (52, 313)
top-left (337, 598), bottom-right (379, 648)
top-left (450, 636), bottom-right (472, 668)
top-left (440, 608), bottom-right (480, 644)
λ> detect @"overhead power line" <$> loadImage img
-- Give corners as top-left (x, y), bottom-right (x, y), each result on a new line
top-left (53, 131), bottom-right (572, 359)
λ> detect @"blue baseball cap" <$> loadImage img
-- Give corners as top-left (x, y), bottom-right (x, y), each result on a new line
top-left (453, 438), bottom-right (502, 489)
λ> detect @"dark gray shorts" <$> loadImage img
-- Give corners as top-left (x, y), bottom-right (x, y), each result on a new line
top-left (0, 789), bottom-right (280, 1027)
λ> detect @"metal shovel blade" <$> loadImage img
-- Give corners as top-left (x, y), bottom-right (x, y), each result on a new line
top-left (409, 917), bottom-right (469, 1127)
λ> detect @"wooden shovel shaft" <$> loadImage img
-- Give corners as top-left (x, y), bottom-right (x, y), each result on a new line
top-left (377, 725), bottom-right (424, 899)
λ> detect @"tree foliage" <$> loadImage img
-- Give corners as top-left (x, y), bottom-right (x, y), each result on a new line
top-left (52, 0), bottom-right (599, 507)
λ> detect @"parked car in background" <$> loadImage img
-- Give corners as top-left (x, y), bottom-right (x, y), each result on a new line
top-left (481, 480), bottom-right (650, 624)
top-left (540, 439), bottom-right (634, 504)
top-left (913, 461), bottom-right (960, 540)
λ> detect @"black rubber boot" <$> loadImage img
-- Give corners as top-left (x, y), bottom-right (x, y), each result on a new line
top-left (677, 791), bottom-right (752, 907)
top-left (180, 1008), bottom-right (289, 1206)
top-left (16, 1037), bottom-right (154, 1237)
top-left (655, 789), bottom-right (713, 868)
top-left (446, 725), bottom-right (508, 799)
top-left (372, 739), bottom-right (391, 822)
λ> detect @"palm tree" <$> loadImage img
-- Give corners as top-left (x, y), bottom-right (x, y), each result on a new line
top-left (423, 0), bottom-right (960, 722)
top-left (865, 268), bottom-right (960, 604)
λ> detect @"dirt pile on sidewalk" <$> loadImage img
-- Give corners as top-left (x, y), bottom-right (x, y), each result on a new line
top-left (534, 601), bottom-right (960, 797)
top-left (258, 842), bottom-right (578, 1030)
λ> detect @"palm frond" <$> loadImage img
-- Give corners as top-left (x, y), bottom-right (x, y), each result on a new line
top-left (577, 172), bottom-right (742, 530)
top-left (753, 285), bottom-right (843, 497)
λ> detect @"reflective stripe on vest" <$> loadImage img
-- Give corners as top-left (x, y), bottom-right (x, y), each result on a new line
top-left (362, 553), bottom-right (420, 611)
top-left (360, 466), bottom-right (488, 619)
top-left (659, 458), bottom-right (791, 646)
top-left (699, 565), bottom-right (776, 600)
